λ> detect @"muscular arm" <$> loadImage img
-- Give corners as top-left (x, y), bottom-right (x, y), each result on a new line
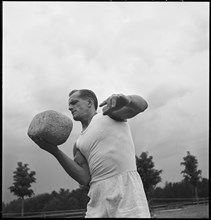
top-left (99, 94), bottom-right (148, 121)
top-left (73, 143), bottom-right (90, 184)
top-left (32, 136), bottom-right (91, 186)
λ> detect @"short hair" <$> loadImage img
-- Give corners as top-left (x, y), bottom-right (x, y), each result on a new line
top-left (69, 89), bottom-right (98, 110)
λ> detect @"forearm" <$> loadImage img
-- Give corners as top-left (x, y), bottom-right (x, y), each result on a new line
top-left (31, 136), bottom-right (91, 185)
top-left (51, 148), bottom-right (91, 186)
top-left (110, 95), bottom-right (148, 120)
top-left (126, 95), bottom-right (148, 113)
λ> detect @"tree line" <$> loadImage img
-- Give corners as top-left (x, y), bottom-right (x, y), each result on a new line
top-left (2, 151), bottom-right (209, 215)
top-left (150, 178), bottom-right (209, 199)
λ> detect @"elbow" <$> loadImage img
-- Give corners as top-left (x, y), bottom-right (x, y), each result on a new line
top-left (142, 100), bottom-right (148, 111)
top-left (78, 174), bottom-right (91, 186)
top-left (80, 179), bottom-right (90, 186)
top-left (138, 99), bottom-right (148, 113)
top-left (135, 96), bottom-right (148, 113)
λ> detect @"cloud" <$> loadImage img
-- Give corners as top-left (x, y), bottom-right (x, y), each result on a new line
top-left (3, 2), bottom-right (209, 203)
top-left (147, 84), bottom-right (191, 110)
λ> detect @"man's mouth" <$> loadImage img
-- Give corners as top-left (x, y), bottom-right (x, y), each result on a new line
top-left (72, 111), bottom-right (77, 115)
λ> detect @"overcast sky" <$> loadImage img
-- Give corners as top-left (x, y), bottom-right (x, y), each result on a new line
top-left (3, 2), bottom-right (209, 204)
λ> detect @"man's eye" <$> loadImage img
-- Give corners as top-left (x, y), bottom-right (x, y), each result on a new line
top-left (70, 101), bottom-right (77, 105)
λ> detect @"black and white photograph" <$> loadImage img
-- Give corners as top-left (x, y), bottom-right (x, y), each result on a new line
top-left (2, 2), bottom-right (209, 218)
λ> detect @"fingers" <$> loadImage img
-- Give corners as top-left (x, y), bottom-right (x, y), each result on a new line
top-left (31, 136), bottom-right (41, 145)
top-left (99, 100), bottom-right (107, 107)
top-left (31, 136), bottom-right (45, 148)
top-left (111, 97), bottom-right (117, 108)
top-left (100, 95), bottom-right (118, 115)
top-left (32, 136), bottom-right (55, 149)
top-left (102, 106), bottom-right (110, 115)
top-left (99, 94), bottom-right (118, 107)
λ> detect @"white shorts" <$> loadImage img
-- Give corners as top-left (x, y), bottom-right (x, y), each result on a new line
top-left (85, 170), bottom-right (151, 218)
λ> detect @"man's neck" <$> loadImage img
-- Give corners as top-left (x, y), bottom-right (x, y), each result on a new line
top-left (81, 112), bottom-right (97, 131)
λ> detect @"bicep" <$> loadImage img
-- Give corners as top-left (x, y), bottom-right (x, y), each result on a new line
top-left (108, 107), bottom-right (136, 121)
top-left (108, 95), bottom-right (148, 121)
top-left (73, 144), bottom-right (90, 173)
top-left (74, 150), bottom-right (87, 165)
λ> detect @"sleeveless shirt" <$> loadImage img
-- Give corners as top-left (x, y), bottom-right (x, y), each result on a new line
top-left (76, 112), bottom-right (137, 184)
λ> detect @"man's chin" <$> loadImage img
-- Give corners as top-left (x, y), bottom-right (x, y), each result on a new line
top-left (72, 115), bottom-right (80, 121)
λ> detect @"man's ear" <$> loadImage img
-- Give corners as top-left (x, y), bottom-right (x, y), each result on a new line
top-left (88, 99), bottom-right (93, 108)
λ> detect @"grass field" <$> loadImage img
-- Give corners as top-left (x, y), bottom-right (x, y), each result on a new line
top-left (153, 204), bottom-right (209, 218)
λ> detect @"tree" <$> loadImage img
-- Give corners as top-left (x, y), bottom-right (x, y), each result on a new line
top-left (198, 178), bottom-right (209, 197)
top-left (8, 162), bottom-right (36, 216)
top-left (136, 152), bottom-right (162, 199)
top-left (70, 186), bottom-right (90, 209)
top-left (2, 201), bottom-right (5, 212)
top-left (181, 151), bottom-right (202, 201)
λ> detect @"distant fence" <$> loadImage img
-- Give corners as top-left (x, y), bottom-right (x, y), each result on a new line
top-left (149, 197), bottom-right (209, 211)
top-left (2, 209), bottom-right (86, 218)
top-left (2, 197), bottom-right (209, 218)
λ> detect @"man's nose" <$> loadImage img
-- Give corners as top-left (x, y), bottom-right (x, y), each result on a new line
top-left (68, 105), bottom-right (73, 111)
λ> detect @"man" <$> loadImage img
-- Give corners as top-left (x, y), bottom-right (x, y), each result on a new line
top-left (32, 89), bottom-right (150, 218)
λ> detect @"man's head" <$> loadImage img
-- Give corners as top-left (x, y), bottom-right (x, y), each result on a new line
top-left (68, 89), bottom-right (98, 121)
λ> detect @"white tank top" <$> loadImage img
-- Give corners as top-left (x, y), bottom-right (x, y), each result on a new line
top-left (76, 112), bottom-right (137, 184)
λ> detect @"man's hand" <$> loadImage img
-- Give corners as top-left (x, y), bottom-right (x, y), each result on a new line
top-left (99, 94), bottom-right (130, 115)
top-left (31, 136), bottom-right (58, 155)
top-left (99, 94), bottom-right (148, 120)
